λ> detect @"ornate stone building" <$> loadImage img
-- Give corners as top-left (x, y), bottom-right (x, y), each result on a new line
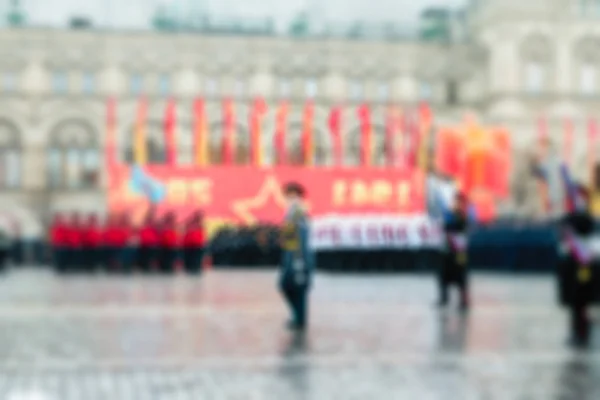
top-left (0, 0), bottom-right (599, 237)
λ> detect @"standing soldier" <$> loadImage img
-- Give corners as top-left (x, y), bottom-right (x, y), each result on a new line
top-left (437, 192), bottom-right (473, 311)
top-left (101, 214), bottom-right (118, 272)
top-left (279, 182), bottom-right (313, 331)
top-left (117, 214), bottom-right (136, 274)
top-left (182, 211), bottom-right (206, 275)
top-left (160, 212), bottom-right (180, 274)
top-left (49, 214), bottom-right (67, 273)
top-left (81, 214), bottom-right (102, 272)
top-left (138, 209), bottom-right (160, 273)
top-left (65, 212), bottom-right (83, 273)
top-left (559, 165), bottom-right (597, 346)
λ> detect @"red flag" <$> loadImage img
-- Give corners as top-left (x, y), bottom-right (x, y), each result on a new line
top-left (250, 98), bottom-right (267, 166)
top-left (328, 106), bottom-right (343, 166)
top-left (222, 99), bottom-right (236, 165)
top-left (105, 97), bottom-right (117, 171)
top-left (164, 98), bottom-right (177, 166)
top-left (405, 112), bottom-right (419, 169)
top-left (384, 107), bottom-right (396, 167)
top-left (302, 101), bottom-right (314, 166)
top-left (563, 118), bottom-right (573, 165)
top-left (357, 104), bottom-right (372, 166)
top-left (274, 102), bottom-right (289, 165)
top-left (193, 99), bottom-right (209, 166)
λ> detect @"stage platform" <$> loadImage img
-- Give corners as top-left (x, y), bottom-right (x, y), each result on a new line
top-left (0, 269), bottom-right (597, 399)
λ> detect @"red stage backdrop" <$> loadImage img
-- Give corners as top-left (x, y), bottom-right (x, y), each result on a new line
top-left (108, 166), bottom-right (426, 235)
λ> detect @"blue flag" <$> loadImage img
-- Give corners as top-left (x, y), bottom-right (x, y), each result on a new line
top-left (129, 165), bottom-right (166, 204)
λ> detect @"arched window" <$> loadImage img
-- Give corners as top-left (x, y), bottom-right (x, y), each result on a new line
top-left (278, 78), bottom-right (291, 98)
top-left (520, 34), bottom-right (553, 95)
top-left (0, 120), bottom-right (21, 189)
top-left (123, 121), bottom-right (166, 165)
top-left (286, 122), bottom-right (330, 166)
top-left (575, 37), bottom-right (600, 96)
top-left (47, 120), bottom-right (100, 189)
top-left (349, 80), bottom-right (364, 101)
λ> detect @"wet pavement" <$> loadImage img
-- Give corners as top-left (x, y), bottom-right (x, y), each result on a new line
top-left (0, 268), bottom-right (597, 399)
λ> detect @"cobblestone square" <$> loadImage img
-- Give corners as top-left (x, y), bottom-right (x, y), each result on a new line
top-left (0, 269), bottom-right (597, 399)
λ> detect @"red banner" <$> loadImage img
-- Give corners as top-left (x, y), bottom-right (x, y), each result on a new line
top-left (108, 166), bottom-right (425, 233)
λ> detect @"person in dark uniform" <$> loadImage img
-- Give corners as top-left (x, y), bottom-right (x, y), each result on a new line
top-left (560, 182), bottom-right (596, 347)
top-left (116, 214), bottom-right (136, 274)
top-left (50, 214), bottom-right (68, 273)
top-left (81, 214), bottom-right (102, 272)
top-left (437, 192), bottom-right (472, 311)
top-left (160, 212), bottom-right (179, 274)
top-left (65, 213), bottom-right (83, 273)
top-left (102, 214), bottom-right (120, 272)
top-left (182, 211), bottom-right (205, 275)
top-left (138, 210), bottom-right (160, 273)
top-left (279, 182), bottom-right (313, 331)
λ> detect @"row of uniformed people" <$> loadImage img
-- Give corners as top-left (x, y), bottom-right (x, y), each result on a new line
top-left (433, 169), bottom-right (598, 348)
top-left (49, 211), bottom-right (206, 274)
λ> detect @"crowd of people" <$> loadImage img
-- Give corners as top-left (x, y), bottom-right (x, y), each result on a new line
top-left (48, 210), bottom-right (206, 274)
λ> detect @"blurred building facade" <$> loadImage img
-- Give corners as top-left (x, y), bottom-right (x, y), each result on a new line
top-left (0, 0), bottom-right (598, 235)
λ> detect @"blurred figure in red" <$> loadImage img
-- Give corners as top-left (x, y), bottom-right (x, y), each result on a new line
top-left (49, 213), bottom-right (68, 273)
top-left (65, 212), bottom-right (83, 273)
top-left (159, 212), bottom-right (179, 274)
top-left (102, 214), bottom-right (120, 272)
top-left (81, 214), bottom-right (102, 272)
top-left (183, 211), bottom-right (205, 275)
top-left (116, 214), bottom-right (136, 274)
top-left (138, 208), bottom-right (159, 273)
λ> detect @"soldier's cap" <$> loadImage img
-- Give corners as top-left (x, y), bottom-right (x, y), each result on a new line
top-left (283, 181), bottom-right (306, 198)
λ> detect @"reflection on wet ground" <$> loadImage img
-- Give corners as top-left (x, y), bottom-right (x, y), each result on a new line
top-left (0, 269), bottom-right (597, 399)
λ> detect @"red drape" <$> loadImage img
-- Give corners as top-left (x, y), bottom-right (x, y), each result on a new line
top-left (301, 101), bottom-right (314, 166)
top-left (357, 104), bottom-right (372, 166)
top-left (164, 98), bottom-right (177, 166)
top-left (249, 98), bottom-right (267, 166)
top-left (274, 102), bottom-right (289, 165)
top-left (105, 97), bottom-right (117, 172)
top-left (328, 106), bottom-right (343, 167)
top-left (222, 99), bottom-right (235, 165)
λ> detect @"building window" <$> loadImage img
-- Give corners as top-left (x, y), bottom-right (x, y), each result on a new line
top-left (0, 122), bottom-right (21, 189)
top-left (47, 122), bottom-right (99, 189)
top-left (349, 80), bottom-right (364, 101)
top-left (525, 62), bottom-right (544, 94)
top-left (205, 78), bottom-right (218, 96)
top-left (48, 147), bottom-right (100, 189)
top-left (446, 80), bottom-right (459, 105)
top-left (378, 82), bottom-right (389, 101)
top-left (82, 72), bottom-right (95, 94)
top-left (0, 148), bottom-right (21, 189)
top-left (305, 78), bottom-right (317, 98)
top-left (52, 71), bottom-right (68, 94)
top-left (420, 81), bottom-right (432, 100)
top-left (158, 73), bottom-right (170, 96)
top-left (2, 72), bottom-right (16, 93)
top-left (234, 79), bottom-right (246, 98)
top-left (580, 64), bottom-right (596, 95)
top-left (278, 78), bottom-right (291, 98)
top-left (130, 73), bottom-right (143, 95)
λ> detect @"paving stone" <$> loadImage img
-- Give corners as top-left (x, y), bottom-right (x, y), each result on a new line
top-left (0, 269), bottom-right (595, 399)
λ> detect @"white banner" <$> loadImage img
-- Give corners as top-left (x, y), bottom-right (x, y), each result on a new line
top-left (310, 214), bottom-right (444, 250)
